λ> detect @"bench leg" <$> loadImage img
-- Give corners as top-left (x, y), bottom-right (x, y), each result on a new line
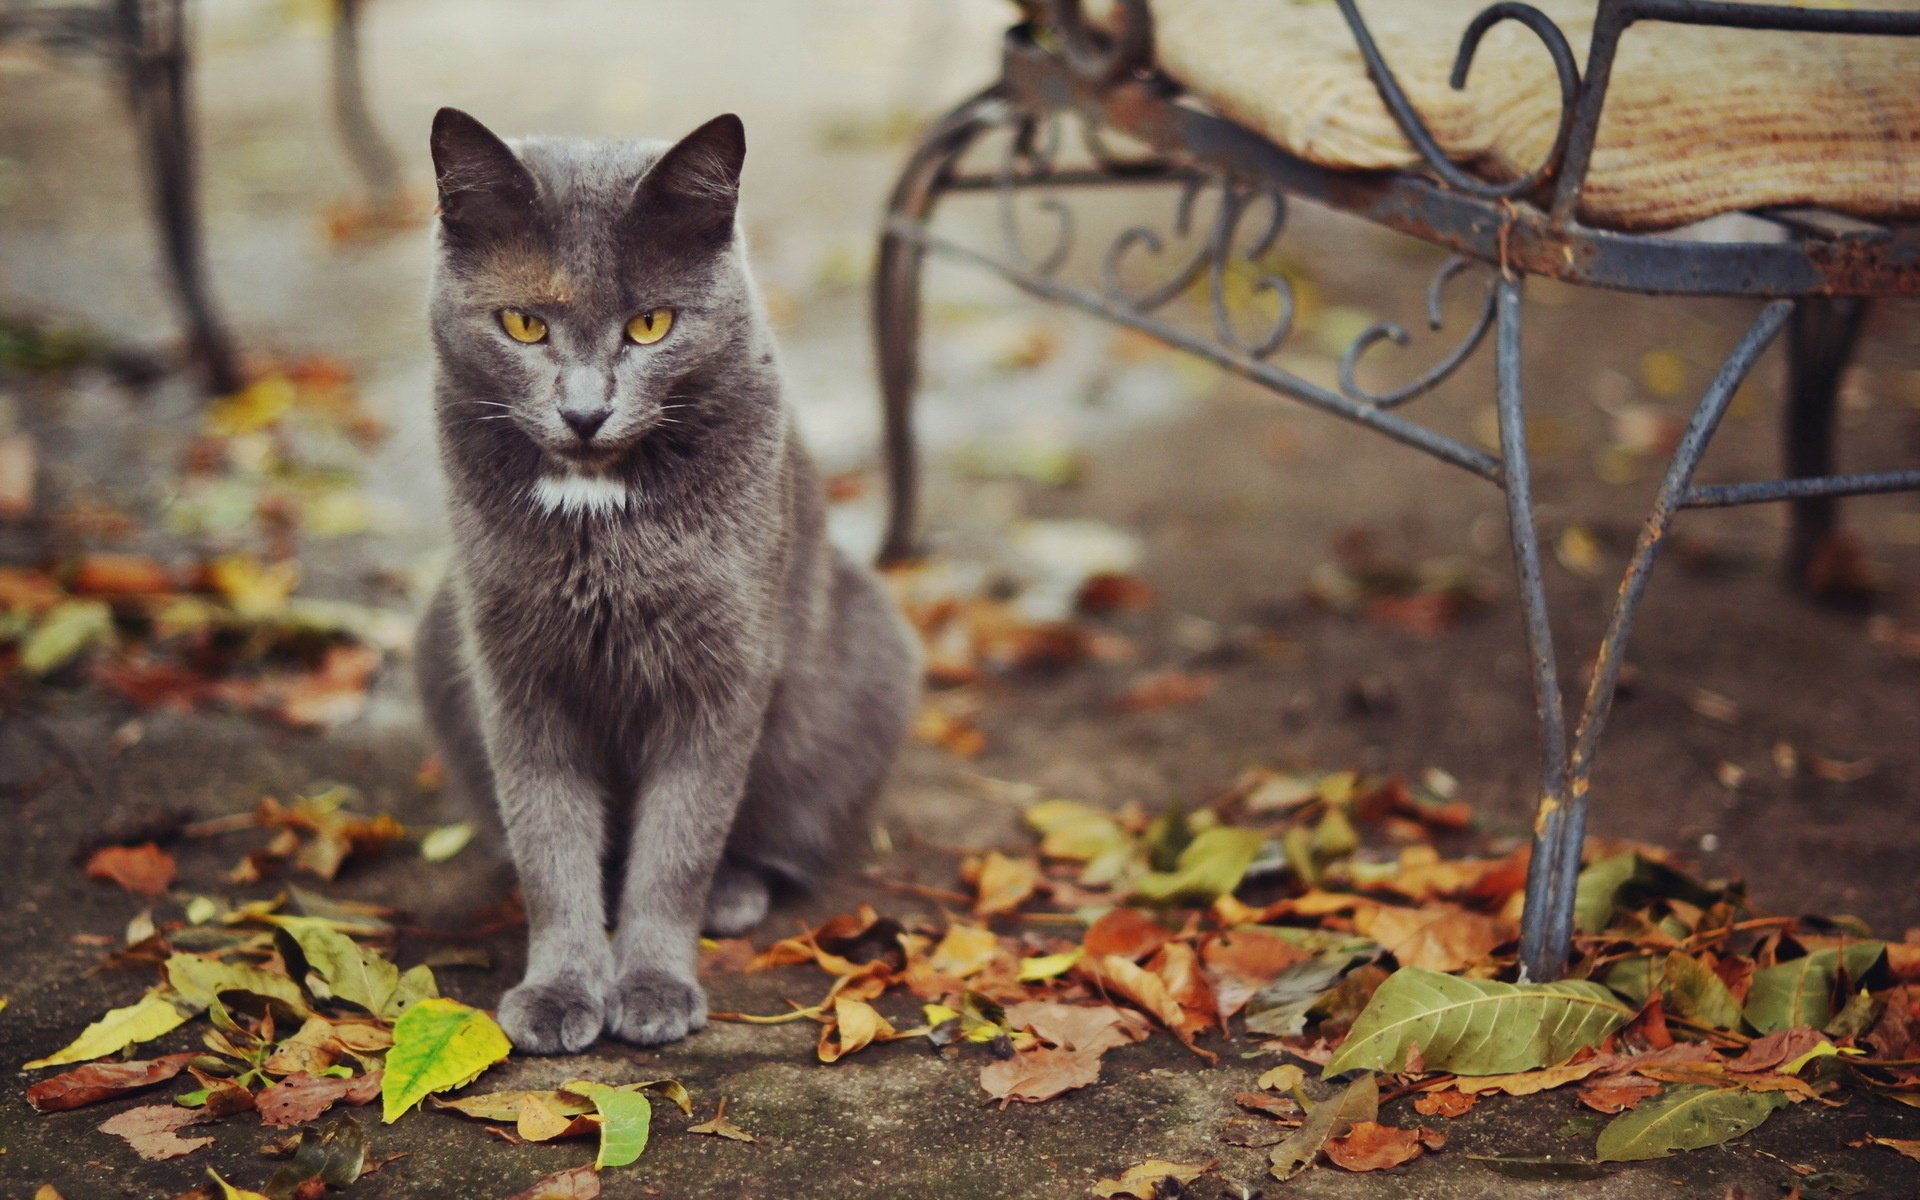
top-left (1783, 297), bottom-right (1869, 591)
top-left (329, 0), bottom-right (401, 202)
top-left (119, 0), bottom-right (241, 396)
top-left (875, 88), bottom-right (1007, 566)
top-left (1509, 295), bottom-right (1796, 980)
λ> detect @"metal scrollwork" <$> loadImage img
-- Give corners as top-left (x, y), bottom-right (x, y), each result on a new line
top-left (1041, 0), bottom-right (1153, 84)
top-left (1339, 256), bottom-right (1497, 408)
top-left (996, 116), bottom-right (1075, 277)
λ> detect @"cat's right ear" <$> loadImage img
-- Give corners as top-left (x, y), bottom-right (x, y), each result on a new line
top-left (430, 108), bottom-right (541, 244)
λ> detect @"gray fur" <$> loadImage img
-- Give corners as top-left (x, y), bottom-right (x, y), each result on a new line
top-left (414, 109), bottom-right (920, 1053)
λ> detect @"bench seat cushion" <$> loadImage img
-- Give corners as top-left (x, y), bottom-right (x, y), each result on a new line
top-left (1100, 0), bottom-right (1920, 230)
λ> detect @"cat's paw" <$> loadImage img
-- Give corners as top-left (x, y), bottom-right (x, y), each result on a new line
top-left (606, 969), bottom-right (708, 1046)
top-left (499, 974), bottom-right (605, 1054)
top-left (702, 867), bottom-right (770, 938)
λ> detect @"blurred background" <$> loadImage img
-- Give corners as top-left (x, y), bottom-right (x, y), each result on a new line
top-left (1, 0), bottom-right (1917, 948)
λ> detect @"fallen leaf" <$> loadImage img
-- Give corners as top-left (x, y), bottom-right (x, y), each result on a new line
top-left (970, 851), bottom-right (1040, 916)
top-left (1202, 928), bottom-right (1312, 1019)
top-left (0, 432), bottom-right (33, 518)
top-left (24, 988), bottom-right (198, 1069)
top-left (21, 600), bottom-right (113, 674)
top-left (927, 923), bottom-right (1002, 978)
top-left (818, 996), bottom-right (897, 1063)
top-left (419, 822), bottom-right (474, 863)
top-left (257, 1070), bottom-right (382, 1128)
top-left (504, 1165), bottom-right (601, 1200)
top-left (688, 1097), bottom-right (755, 1142)
top-left (205, 1169), bottom-right (271, 1200)
top-left (1324, 1121), bottom-right (1441, 1172)
top-left (979, 1044), bottom-right (1105, 1105)
top-left (1595, 1086), bottom-right (1787, 1162)
top-left (1413, 1089), bottom-right (1478, 1118)
top-left (1004, 1001), bottom-right (1152, 1054)
top-left (1082, 908), bottom-right (1172, 962)
top-left (1270, 1074), bottom-right (1378, 1180)
top-left (565, 1080), bottom-right (654, 1169)
top-left (380, 998), bottom-right (511, 1122)
top-left (1132, 826), bottom-right (1264, 906)
top-left (26, 1053), bottom-right (198, 1112)
top-left (275, 917), bottom-right (433, 1018)
top-left (1353, 905), bottom-right (1513, 974)
top-left (1456, 1059), bottom-right (1602, 1096)
top-left (1855, 1135), bottom-right (1920, 1163)
top-left (1578, 1074), bottom-right (1663, 1114)
top-left (1661, 954), bottom-right (1744, 1032)
top-left (1257, 1064), bottom-right (1305, 1093)
top-left (83, 843), bottom-right (176, 897)
top-left (1091, 1158), bottom-right (1215, 1198)
top-left (1325, 968), bottom-right (1631, 1076)
top-left (98, 1104), bottom-right (213, 1161)
top-left (1115, 669), bottom-right (1215, 712)
top-left (263, 1114), bottom-right (367, 1195)
top-left (1728, 1028), bottom-right (1830, 1074)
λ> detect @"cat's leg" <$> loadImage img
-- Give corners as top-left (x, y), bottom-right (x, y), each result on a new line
top-left (475, 687), bottom-right (615, 1055)
top-left (702, 861), bottom-right (771, 937)
top-left (607, 706), bottom-right (761, 1046)
top-left (728, 554), bottom-right (921, 889)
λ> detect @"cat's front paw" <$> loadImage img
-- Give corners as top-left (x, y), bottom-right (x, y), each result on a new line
top-left (606, 969), bottom-right (708, 1046)
top-left (500, 974), bottom-right (606, 1054)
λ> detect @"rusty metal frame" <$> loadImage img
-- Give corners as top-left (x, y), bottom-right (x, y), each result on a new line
top-left (874, 3), bottom-right (1920, 981)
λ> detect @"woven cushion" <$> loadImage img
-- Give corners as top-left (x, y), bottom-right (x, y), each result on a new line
top-left (1099, 0), bottom-right (1920, 230)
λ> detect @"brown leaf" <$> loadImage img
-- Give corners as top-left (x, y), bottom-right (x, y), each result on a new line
top-left (517, 1093), bottom-right (595, 1142)
top-left (1115, 669), bottom-right (1215, 712)
top-left (0, 432), bottom-right (33, 519)
top-left (979, 1044), bottom-right (1105, 1105)
top-left (255, 1071), bottom-right (382, 1128)
top-left (97, 1104), bottom-right (213, 1161)
top-left (1146, 942), bottom-right (1218, 1040)
top-left (1235, 1090), bottom-right (1302, 1118)
top-left (968, 851), bottom-right (1040, 916)
top-left (1201, 928), bottom-right (1311, 1019)
top-left (1854, 1136), bottom-right (1920, 1163)
top-left (1003, 1001), bottom-right (1151, 1055)
top-left (84, 843), bottom-right (176, 897)
top-left (1353, 904), bottom-right (1513, 973)
top-left (688, 1096), bottom-right (756, 1142)
top-left (1455, 1059), bottom-right (1602, 1097)
top-left (1577, 1075), bottom-right (1663, 1114)
top-left (1412, 1089), bottom-right (1477, 1118)
top-left (70, 553), bottom-right (173, 596)
top-left (1323, 1121), bottom-right (1438, 1172)
top-left (26, 1053), bottom-right (198, 1112)
top-left (504, 1165), bottom-right (602, 1200)
top-left (1091, 1159), bottom-right (1215, 1198)
top-left (817, 997), bottom-right (896, 1063)
top-left (275, 644), bottom-right (381, 729)
top-left (1728, 1028), bottom-right (1829, 1074)
top-left (1082, 909), bottom-right (1172, 963)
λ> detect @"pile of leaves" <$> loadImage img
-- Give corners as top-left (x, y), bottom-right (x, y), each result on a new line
top-left (695, 767), bottom-right (1920, 1189)
top-left (1, 362), bottom-right (408, 728)
top-left (17, 891), bottom-right (719, 1199)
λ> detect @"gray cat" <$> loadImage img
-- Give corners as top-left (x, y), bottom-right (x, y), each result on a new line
top-left (414, 108), bottom-right (921, 1053)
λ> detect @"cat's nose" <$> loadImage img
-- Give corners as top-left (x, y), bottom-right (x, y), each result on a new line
top-left (561, 407), bottom-right (610, 441)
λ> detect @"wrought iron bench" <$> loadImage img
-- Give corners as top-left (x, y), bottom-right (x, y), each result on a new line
top-left (870, 0), bottom-right (1920, 981)
top-left (0, 0), bottom-right (400, 394)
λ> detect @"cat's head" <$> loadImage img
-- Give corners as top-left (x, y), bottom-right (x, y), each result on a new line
top-left (427, 107), bottom-right (752, 474)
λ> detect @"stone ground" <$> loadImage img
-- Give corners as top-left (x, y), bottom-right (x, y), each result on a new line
top-left (3, 2), bottom-right (1920, 1197)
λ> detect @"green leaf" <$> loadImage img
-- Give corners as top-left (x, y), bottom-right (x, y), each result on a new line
top-left (1595, 1086), bottom-right (1787, 1162)
top-left (1745, 951), bottom-right (1839, 1034)
top-left (1572, 853), bottom-right (1640, 934)
top-left (21, 599), bottom-right (113, 675)
top-left (165, 953), bottom-right (312, 1018)
top-left (419, 822), bottom-right (475, 863)
top-left (1131, 826), bottom-right (1265, 905)
top-left (565, 1080), bottom-right (653, 1169)
top-left (1600, 956), bottom-right (1660, 1007)
top-left (381, 998), bottom-right (511, 1122)
top-left (273, 918), bottom-right (431, 1018)
top-left (1659, 955), bottom-right (1743, 1031)
top-left (1324, 968), bottom-right (1631, 1077)
top-left (23, 988), bottom-right (200, 1069)
top-left (1024, 801), bottom-right (1130, 863)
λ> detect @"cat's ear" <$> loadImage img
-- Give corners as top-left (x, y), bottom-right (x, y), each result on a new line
top-left (431, 107), bottom-right (541, 243)
top-left (628, 114), bottom-right (746, 245)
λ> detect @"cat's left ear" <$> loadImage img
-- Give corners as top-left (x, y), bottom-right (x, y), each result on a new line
top-left (629, 114), bottom-right (746, 245)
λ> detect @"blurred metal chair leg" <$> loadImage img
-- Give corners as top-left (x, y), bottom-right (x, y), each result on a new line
top-left (1782, 297), bottom-right (1870, 591)
top-left (328, 0), bottom-right (400, 203)
top-left (116, 0), bottom-right (240, 394)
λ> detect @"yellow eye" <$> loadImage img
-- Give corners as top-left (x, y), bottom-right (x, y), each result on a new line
top-left (625, 308), bottom-right (674, 346)
top-left (499, 309), bottom-right (547, 344)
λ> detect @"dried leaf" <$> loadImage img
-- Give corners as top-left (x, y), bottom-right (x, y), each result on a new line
top-left (1353, 905), bottom-right (1512, 973)
top-left (504, 1166), bottom-right (601, 1200)
top-left (25, 1053), bottom-right (198, 1112)
top-left (818, 997), bottom-right (896, 1063)
top-left (1003, 1001), bottom-right (1151, 1054)
top-left (84, 843), bottom-right (176, 897)
top-left (1413, 1089), bottom-right (1478, 1118)
top-left (1091, 1158), bottom-right (1215, 1198)
top-left (1325, 969), bottom-right (1630, 1076)
top-left (927, 923), bottom-right (1001, 978)
top-left (24, 988), bottom-right (198, 1069)
top-left (257, 1070), bottom-right (382, 1128)
top-left (1661, 954), bottom-right (1744, 1032)
top-left (1082, 909), bottom-right (1172, 962)
top-left (1132, 826), bottom-right (1264, 906)
top-left (1456, 1059), bottom-right (1602, 1096)
top-left (1270, 1074), bottom-right (1378, 1180)
top-left (1324, 1121), bottom-right (1440, 1172)
top-left (98, 1103), bottom-right (213, 1161)
top-left (263, 1114), bottom-right (367, 1195)
top-left (380, 998), bottom-right (511, 1122)
top-left (688, 1097), bottom-right (756, 1142)
top-left (979, 1044), bottom-right (1105, 1105)
top-left (1578, 1074), bottom-right (1663, 1114)
top-left (1855, 1136), bottom-right (1920, 1163)
top-left (970, 851), bottom-right (1040, 916)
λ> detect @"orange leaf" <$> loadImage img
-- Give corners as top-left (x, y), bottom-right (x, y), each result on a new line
top-left (1082, 909), bottom-right (1171, 962)
top-left (84, 843), bottom-right (176, 897)
top-left (1323, 1121), bottom-right (1440, 1172)
top-left (969, 852), bottom-right (1040, 917)
top-left (1412, 1089), bottom-right (1477, 1118)
top-left (1353, 904), bottom-right (1513, 973)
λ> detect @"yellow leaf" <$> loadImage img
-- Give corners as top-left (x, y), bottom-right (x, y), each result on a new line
top-left (1093, 1159), bottom-right (1215, 1199)
top-left (819, 998), bottom-right (896, 1063)
top-left (205, 1169), bottom-right (272, 1200)
top-left (971, 851), bottom-right (1040, 916)
top-left (928, 924), bottom-right (1000, 978)
top-left (1017, 947), bottom-right (1084, 982)
top-left (1638, 349), bottom-right (1688, 399)
top-left (24, 988), bottom-right (197, 1069)
top-left (380, 998), bottom-right (511, 1122)
top-left (206, 374), bottom-right (296, 436)
top-left (1259, 1064), bottom-right (1305, 1093)
top-left (517, 1093), bottom-right (587, 1142)
top-left (208, 554), bottom-right (301, 619)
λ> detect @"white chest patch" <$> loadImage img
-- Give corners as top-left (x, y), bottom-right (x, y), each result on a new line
top-left (532, 473), bottom-right (631, 516)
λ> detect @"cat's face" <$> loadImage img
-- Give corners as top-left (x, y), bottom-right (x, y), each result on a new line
top-left (427, 109), bottom-right (751, 477)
